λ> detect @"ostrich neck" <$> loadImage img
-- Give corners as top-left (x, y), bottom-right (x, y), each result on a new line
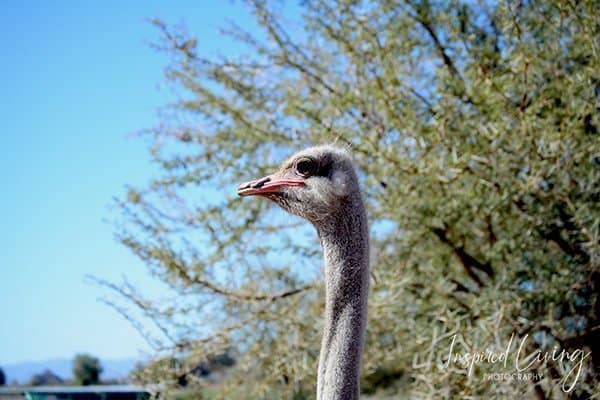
top-left (316, 196), bottom-right (369, 400)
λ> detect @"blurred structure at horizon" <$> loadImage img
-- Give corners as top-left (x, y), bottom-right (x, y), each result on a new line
top-left (0, 385), bottom-right (151, 400)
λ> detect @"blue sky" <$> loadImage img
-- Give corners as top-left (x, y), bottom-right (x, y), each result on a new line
top-left (0, 1), bottom-right (257, 365)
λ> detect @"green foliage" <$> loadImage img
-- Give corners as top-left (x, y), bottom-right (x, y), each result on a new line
top-left (72, 354), bottom-right (102, 386)
top-left (172, 389), bottom-right (204, 400)
top-left (110, 0), bottom-right (599, 398)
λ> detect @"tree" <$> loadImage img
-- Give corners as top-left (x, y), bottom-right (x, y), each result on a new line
top-left (106, 0), bottom-right (599, 398)
top-left (29, 370), bottom-right (64, 386)
top-left (131, 351), bottom-right (235, 388)
top-left (0, 367), bottom-right (5, 386)
top-left (73, 354), bottom-right (102, 386)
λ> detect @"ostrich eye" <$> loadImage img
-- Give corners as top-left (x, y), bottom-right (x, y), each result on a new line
top-left (295, 157), bottom-right (318, 177)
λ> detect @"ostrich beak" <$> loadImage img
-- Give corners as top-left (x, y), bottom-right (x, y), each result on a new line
top-left (237, 174), bottom-right (304, 197)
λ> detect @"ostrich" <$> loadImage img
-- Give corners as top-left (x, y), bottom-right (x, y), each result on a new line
top-left (237, 145), bottom-right (369, 400)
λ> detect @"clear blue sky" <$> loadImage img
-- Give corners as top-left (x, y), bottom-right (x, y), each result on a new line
top-left (0, 1), bottom-right (256, 365)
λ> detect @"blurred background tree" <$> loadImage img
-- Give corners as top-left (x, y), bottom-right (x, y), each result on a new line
top-left (28, 370), bottom-right (64, 386)
top-left (108, 0), bottom-right (599, 398)
top-left (72, 354), bottom-right (102, 386)
top-left (0, 367), bottom-right (5, 386)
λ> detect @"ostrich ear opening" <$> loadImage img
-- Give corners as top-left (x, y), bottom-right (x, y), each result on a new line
top-left (330, 169), bottom-right (351, 197)
top-left (237, 174), bottom-right (305, 197)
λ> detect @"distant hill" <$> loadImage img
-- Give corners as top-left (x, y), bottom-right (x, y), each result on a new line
top-left (1, 358), bottom-right (138, 384)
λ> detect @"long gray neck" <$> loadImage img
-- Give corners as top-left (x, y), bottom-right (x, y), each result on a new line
top-left (315, 194), bottom-right (369, 400)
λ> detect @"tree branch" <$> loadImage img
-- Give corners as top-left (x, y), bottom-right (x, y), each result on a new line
top-left (433, 227), bottom-right (494, 287)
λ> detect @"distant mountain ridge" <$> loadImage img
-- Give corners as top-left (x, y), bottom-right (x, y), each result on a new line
top-left (1, 358), bottom-right (138, 384)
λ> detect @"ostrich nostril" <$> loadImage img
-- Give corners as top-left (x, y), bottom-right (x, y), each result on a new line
top-left (237, 176), bottom-right (272, 192)
top-left (237, 181), bottom-right (252, 191)
top-left (251, 176), bottom-right (271, 189)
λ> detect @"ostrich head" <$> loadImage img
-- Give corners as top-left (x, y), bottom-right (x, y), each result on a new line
top-left (237, 145), bottom-right (360, 224)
